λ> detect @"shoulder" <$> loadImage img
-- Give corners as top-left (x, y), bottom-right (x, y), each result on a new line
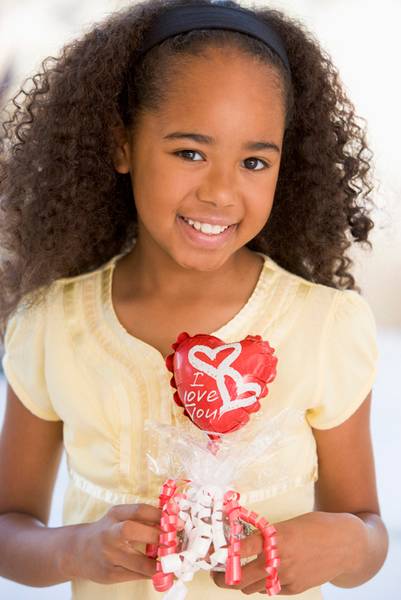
top-left (264, 253), bottom-right (327, 293)
top-left (263, 253), bottom-right (369, 308)
top-left (54, 254), bottom-right (118, 287)
top-left (43, 253), bottom-right (121, 312)
top-left (4, 254), bottom-right (117, 337)
top-left (259, 253), bottom-right (376, 334)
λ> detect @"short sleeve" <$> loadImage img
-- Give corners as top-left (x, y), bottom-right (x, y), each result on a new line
top-left (306, 289), bottom-right (379, 429)
top-left (1, 299), bottom-right (60, 421)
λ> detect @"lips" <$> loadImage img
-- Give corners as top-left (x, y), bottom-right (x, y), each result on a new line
top-left (177, 214), bottom-right (237, 248)
top-left (179, 214), bottom-right (237, 227)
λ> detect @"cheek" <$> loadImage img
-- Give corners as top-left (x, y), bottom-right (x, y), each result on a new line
top-left (248, 182), bottom-right (276, 221)
top-left (132, 183), bottom-right (178, 235)
top-left (252, 202), bottom-right (274, 232)
top-left (132, 157), bottom-right (191, 217)
top-left (254, 170), bottom-right (279, 219)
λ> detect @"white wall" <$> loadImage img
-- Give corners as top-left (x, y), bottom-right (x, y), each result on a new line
top-left (264, 0), bottom-right (401, 326)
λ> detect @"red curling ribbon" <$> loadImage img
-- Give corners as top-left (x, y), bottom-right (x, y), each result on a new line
top-left (259, 521), bottom-right (281, 595)
top-left (148, 479), bottom-right (282, 594)
top-left (223, 490), bottom-right (243, 586)
top-left (229, 496), bottom-right (281, 595)
top-left (247, 511), bottom-right (259, 525)
top-left (229, 555), bottom-right (242, 585)
top-left (161, 514), bottom-right (175, 526)
top-left (265, 535), bottom-right (278, 547)
top-left (159, 530), bottom-right (177, 546)
top-left (152, 566), bottom-right (173, 593)
top-left (228, 541), bottom-right (241, 555)
top-left (264, 548), bottom-right (280, 560)
top-left (263, 524), bottom-right (277, 537)
top-left (153, 495), bottom-right (181, 592)
top-left (146, 479), bottom-right (177, 559)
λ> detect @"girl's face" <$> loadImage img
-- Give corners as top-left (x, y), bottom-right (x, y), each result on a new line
top-left (115, 47), bottom-right (286, 272)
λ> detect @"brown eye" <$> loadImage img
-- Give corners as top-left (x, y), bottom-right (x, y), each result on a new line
top-left (174, 150), bottom-right (203, 161)
top-left (243, 157), bottom-right (269, 171)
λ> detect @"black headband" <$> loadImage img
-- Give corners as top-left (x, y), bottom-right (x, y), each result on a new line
top-left (137, 4), bottom-right (291, 75)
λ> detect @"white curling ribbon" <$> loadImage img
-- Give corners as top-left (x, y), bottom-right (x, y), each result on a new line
top-left (195, 559), bottom-right (212, 570)
top-left (160, 484), bottom-right (232, 600)
top-left (184, 523), bottom-right (193, 539)
top-left (191, 536), bottom-right (212, 556)
top-left (212, 525), bottom-right (227, 548)
top-left (196, 507), bottom-right (211, 519)
top-left (181, 549), bottom-right (198, 565)
top-left (210, 547), bottom-right (228, 564)
top-left (163, 579), bottom-right (188, 600)
top-left (187, 526), bottom-right (198, 544)
top-left (194, 520), bottom-right (212, 537)
top-left (161, 554), bottom-right (184, 573)
top-left (198, 494), bottom-right (213, 507)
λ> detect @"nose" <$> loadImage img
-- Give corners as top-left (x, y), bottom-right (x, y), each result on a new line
top-left (197, 162), bottom-right (237, 209)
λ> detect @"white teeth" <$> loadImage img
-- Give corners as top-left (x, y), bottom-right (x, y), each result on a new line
top-left (183, 217), bottom-right (230, 235)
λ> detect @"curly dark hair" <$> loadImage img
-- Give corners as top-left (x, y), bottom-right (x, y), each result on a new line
top-left (0, 0), bottom-right (376, 339)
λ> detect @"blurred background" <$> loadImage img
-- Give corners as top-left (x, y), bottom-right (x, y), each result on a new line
top-left (0, 0), bottom-right (400, 597)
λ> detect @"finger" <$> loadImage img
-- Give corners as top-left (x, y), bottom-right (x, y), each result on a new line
top-left (112, 550), bottom-right (158, 578)
top-left (115, 519), bottom-right (161, 546)
top-left (240, 531), bottom-right (264, 558)
top-left (278, 584), bottom-right (298, 595)
top-left (211, 570), bottom-right (241, 590)
top-left (109, 565), bottom-right (148, 583)
top-left (213, 572), bottom-right (284, 595)
top-left (242, 577), bottom-right (270, 594)
top-left (103, 563), bottom-right (155, 583)
top-left (241, 566), bottom-right (293, 595)
top-left (110, 503), bottom-right (162, 524)
top-left (212, 556), bottom-right (289, 590)
top-left (212, 555), bottom-right (265, 589)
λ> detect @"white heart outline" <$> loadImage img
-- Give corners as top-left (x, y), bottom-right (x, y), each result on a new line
top-left (187, 342), bottom-right (261, 417)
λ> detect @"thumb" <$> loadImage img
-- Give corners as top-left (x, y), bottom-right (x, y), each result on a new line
top-left (110, 503), bottom-right (162, 524)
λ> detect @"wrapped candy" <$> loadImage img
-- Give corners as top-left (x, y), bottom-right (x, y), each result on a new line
top-left (145, 332), bottom-right (294, 598)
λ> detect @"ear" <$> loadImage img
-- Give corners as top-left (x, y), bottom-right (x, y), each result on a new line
top-left (111, 125), bottom-right (131, 174)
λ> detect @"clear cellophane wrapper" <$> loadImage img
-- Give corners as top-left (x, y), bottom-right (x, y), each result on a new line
top-left (145, 407), bottom-right (303, 598)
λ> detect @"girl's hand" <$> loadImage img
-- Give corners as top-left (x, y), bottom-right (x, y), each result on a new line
top-left (70, 503), bottom-right (162, 584)
top-left (211, 511), bottom-right (366, 595)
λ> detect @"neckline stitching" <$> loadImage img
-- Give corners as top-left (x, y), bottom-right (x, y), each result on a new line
top-left (101, 252), bottom-right (275, 362)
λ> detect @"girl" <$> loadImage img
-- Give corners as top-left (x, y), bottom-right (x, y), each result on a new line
top-left (0, 0), bottom-right (388, 598)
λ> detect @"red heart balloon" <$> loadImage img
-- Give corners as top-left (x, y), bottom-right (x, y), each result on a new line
top-left (165, 332), bottom-right (278, 440)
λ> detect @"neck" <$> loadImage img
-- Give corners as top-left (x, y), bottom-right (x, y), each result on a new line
top-left (121, 235), bottom-right (256, 302)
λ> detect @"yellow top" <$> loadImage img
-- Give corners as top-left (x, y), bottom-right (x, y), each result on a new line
top-left (2, 249), bottom-right (379, 600)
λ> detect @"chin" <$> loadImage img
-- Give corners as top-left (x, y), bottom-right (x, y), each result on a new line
top-left (174, 252), bottom-right (231, 273)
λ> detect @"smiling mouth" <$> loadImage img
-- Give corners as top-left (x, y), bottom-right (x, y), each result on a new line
top-left (178, 215), bottom-right (237, 235)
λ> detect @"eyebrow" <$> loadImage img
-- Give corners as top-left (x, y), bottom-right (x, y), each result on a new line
top-left (163, 131), bottom-right (281, 153)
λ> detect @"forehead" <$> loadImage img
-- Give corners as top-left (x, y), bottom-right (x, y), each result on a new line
top-left (149, 47), bottom-right (286, 139)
